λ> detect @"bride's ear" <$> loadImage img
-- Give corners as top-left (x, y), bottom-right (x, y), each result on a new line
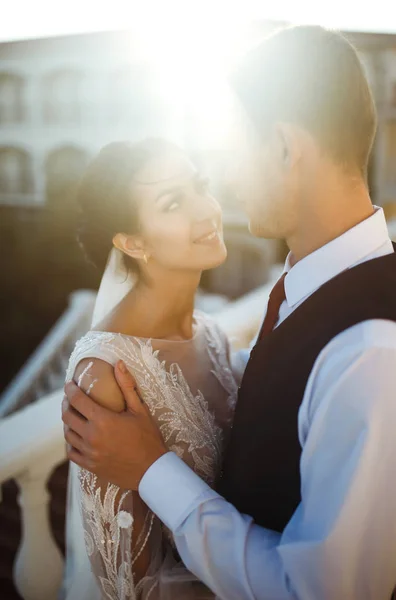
top-left (112, 233), bottom-right (149, 262)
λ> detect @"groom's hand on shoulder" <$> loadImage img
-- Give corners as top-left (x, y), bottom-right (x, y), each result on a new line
top-left (62, 360), bottom-right (167, 490)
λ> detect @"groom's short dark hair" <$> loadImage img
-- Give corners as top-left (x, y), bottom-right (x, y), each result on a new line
top-left (232, 25), bottom-right (377, 176)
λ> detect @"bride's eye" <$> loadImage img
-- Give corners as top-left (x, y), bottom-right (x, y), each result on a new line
top-left (164, 195), bottom-right (183, 212)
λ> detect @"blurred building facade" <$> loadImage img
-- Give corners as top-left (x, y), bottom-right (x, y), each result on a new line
top-left (0, 32), bottom-right (182, 207)
top-left (2, 27), bottom-right (396, 209)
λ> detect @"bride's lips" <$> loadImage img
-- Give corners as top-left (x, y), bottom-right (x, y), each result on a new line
top-left (193, 229), bottom-right (221, 246)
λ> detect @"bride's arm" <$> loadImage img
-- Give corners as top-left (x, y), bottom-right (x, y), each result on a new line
top-left (72, 358), bottom-right (154, 595)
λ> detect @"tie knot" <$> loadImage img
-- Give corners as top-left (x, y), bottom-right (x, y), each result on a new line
top-left (257, 272), bottom-right (287, 341)
top-left (269, 272), bottom-right (287, 305)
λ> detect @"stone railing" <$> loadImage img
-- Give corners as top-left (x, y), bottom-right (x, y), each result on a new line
top-left (0, 290), bottom-right (96, 418)
top-left (0, 270), bottom-right (279, 600)
top-left (0, 390), bottom-right (66, 600)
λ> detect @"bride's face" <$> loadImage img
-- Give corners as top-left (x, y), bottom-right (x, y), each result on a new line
top-left (129, 151), bottom-right (227, 272)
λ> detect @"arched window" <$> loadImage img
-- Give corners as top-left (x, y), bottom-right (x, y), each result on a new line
top-left (0, 147), bottom-right (33, 195)
top-left (0, 73), bottom-right (25, 124)
top-left (45, 146), bottom-right (89, 205)
top-left (43, 70), bottom-right (84, 124)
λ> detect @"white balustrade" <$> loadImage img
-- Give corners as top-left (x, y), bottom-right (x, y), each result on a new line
top-left (14, 465), bottom-right (64, 600)
top-left (0, 389), bottom-right (66, 600)
top-left (0, 289), bottom-right (96, 417)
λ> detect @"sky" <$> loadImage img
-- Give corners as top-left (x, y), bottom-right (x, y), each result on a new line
top-left (1, 0), bottom-right (396, 43)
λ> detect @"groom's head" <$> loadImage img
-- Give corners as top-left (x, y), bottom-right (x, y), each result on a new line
top-left (229, 25), bottom-right (377, 239)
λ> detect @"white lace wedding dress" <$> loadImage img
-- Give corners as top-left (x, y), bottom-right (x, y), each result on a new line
top-left (64, 309), bottom-right (238, 600)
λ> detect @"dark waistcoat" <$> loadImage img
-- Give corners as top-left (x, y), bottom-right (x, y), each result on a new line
top-left (218, 247), bottom-right (396, 533)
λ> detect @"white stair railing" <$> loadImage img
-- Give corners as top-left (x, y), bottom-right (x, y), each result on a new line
top-left (0, 389), bottom-right (65, 600)
top-left (0, 271), bottom-right (280, 600)
top-left (0, 290), bottom-right (96, 418)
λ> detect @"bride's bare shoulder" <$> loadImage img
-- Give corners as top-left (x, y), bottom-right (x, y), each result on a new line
top-left (73, 358), bottom-right (125, 413)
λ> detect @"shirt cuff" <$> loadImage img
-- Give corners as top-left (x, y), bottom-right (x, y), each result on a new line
top-left (139, 451), bottom-right (217, 531)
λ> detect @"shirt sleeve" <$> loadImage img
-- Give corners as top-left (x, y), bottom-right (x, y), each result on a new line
top-left (139, 342), bottom-right (396, 600)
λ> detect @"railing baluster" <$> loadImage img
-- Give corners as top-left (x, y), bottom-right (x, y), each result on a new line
top-left (14, 465), bottom-right (64, 600)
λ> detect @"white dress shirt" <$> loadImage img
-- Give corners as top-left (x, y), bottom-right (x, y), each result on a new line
top-left (139, 207), bottom-right (396, 600)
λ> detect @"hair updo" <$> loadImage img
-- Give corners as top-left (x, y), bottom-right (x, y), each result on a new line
top-left (77, 138), bottom-right (179, 274)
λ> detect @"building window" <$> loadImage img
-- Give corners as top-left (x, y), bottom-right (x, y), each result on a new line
top-left (0, 147), bottom-right (33, 194)
top-left (42, 70), bottom-right (84, 124)
top-left (0, 73), bottom-right (25, 124)
top-left (45, 146), bottom-right (89, 205)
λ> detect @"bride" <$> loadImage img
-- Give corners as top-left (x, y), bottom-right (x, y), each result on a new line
top-left (63, 138), bottom-right (239, 600)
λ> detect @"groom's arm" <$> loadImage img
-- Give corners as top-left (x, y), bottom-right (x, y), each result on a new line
top-left (139, 453), bottom-right (287, 599)
top-left (139, 334), bottom-right (396, 600)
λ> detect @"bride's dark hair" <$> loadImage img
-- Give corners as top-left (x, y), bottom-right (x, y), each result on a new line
top-left (77, 138), bottom-right (179, 274)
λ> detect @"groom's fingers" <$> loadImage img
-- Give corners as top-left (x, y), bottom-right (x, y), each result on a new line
top-left (114, 360), bottom-right (145, 414)
top-left (62, 402), bottom-right (88, 437)
top-left (64, 427), bottom-right (86, 454)
top-left (64, 380), bottom-right (102, 421)
top-left (67, 446), bottom-right (93, 471)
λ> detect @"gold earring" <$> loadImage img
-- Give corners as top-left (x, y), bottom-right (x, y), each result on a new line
top-left (143, 254), bottom-right (148, 264)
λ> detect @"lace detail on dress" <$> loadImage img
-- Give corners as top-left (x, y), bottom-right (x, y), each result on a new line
top-left (202, 316), bottom-right (238, 418)
top-left (78, 470), bottom-right (135, 600)
top-left (65, 312), bottom-right (236, 599)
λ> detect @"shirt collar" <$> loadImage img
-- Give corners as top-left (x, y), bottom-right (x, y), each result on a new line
top-left (284, 207), bottom-right (392, 308)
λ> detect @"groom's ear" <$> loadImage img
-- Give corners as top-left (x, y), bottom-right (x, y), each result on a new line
top-left (275, 123), bottom-right (301, 170)
top-left (112, 233), bottom-right (147, 261)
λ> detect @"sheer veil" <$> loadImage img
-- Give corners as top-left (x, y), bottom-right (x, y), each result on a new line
top-left (90, 247), bottom-right (136, 329)
top-left (62, 248), bottom-right (135, 600)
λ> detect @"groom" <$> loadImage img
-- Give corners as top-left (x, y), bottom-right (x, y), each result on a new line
top-left (62, 26), bottom-right (396, 598)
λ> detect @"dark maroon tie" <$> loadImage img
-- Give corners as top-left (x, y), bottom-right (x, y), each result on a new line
top-left (257, 273), bottom-right (287, 341)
